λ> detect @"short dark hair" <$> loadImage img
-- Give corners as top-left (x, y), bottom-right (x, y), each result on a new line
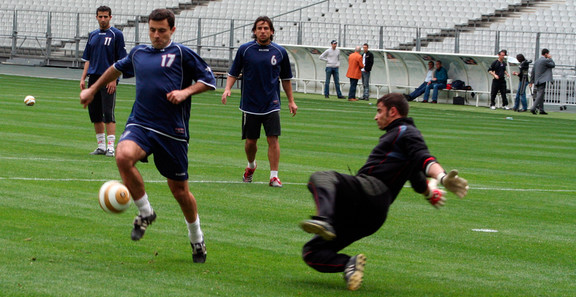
top-left (377, 93), bottom-right (409, 117)
top-left (96, 6), bottom-right (111, 16)
top-left (499, 49), bottom-right (508, 55)
top-left (516, 53), bottom-right (526, 62)
top-left (363, 43), bottom-right (369, 47)
top-left (541, 48), bottom-right (549, 55)
top-left (436, 60), bottom-right (442, 65)
top-left (149, 9), bottom-right (175, 29)
top-left (251, 16), bottom-right (274, 41)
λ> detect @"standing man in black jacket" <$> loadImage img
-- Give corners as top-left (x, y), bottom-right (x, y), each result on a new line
top-left (360, 43), bottom-right (374, 101)
top-left (299, 93), bottom-right (469, 291)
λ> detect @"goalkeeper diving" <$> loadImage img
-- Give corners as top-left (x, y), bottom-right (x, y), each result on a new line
top-left (299, 93), bottom-right (469, 291)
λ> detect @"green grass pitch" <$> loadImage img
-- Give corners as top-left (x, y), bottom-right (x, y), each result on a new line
top-left (0, 74), bottom-right (575, 296)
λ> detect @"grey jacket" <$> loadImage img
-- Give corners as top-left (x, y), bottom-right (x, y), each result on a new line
top-left (530, 56), bottom-right (555, 85)
top-left (319, 48), bottom-right (341, 68)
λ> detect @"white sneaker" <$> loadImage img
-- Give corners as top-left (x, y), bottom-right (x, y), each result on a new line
top-left (490, 106), bottom-right (496, 110)
top-left (503, 106), bottom-right (510, 110)
top-left (105, 148), bottom-right (115, 157)
top-left (269, 177), bottom-right (283, 188)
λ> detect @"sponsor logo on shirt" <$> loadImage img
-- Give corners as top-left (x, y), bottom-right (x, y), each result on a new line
top-left (175, 128), bottom-right (185, 134)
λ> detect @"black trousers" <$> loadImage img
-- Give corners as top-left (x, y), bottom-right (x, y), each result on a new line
top-left (490, 79), bottom-right (508, 107)
top-left (302, 171), bottom-right (391, 273)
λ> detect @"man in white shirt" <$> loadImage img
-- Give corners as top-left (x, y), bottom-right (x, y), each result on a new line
top-left (319, 40), bottom-right (345, 99)
top-left (404, 61), bottom-right (435, 101)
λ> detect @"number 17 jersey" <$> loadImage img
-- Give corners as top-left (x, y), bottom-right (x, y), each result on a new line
top-left (114, 41), bottom-right (216, 141)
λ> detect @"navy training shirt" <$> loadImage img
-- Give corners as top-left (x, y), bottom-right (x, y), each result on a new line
top-left (82, 27), bottom-right (127, 75)
top-left (114, 41), bottom-right (216, 141)
top-left (228, 40), bottom-right (293, 115)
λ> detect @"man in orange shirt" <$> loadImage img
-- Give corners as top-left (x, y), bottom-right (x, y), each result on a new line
top-left (346, 46), bottom-right (364, 101)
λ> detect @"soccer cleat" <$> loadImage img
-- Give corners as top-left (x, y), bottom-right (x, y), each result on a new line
top-left (191, 241), bottom-right (207, 263)
top-left (299, 217), bottom-right (336, 240)
top-left (490, 105), bottom-right (496, 110)
top-left (131, 211), bottom-right (157, 241)
top-left (90, 148), bottom-right (106, 155)
top-left (503, 105), bottom-right (510, 110)
top-left (269, 177), bottom-right (283, 188)
top-left (343, 254), bottom-right (366, 291)
top-left (105, 148), bottom-right (115, 157)
top-left (243, 165), bottom-right (256, 183)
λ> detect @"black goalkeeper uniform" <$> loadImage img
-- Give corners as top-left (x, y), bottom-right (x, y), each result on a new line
top-left (302, 117), bottom-right (438, 273)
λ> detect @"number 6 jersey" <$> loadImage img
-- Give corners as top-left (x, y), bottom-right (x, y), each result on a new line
top-left (228, 40), bottom-right (293, 115)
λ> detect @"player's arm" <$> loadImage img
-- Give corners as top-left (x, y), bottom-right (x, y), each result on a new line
top-left (281, 79), bottom-right (298, 116)
top-left (166, 81), bottom-right (213, 105)
top-left (319, 50), bottom-right (328, 61)
top-left (80, 65), bottom-right (122, 108)
top-left (221, 75), bottom-right (238, 105)
top-left (426, 162), bottom-right (468, 198)
top-left (80, 61), bottom-right (89, 90)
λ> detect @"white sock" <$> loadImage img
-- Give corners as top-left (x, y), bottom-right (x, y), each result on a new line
top-left (186, 215), bottom-right (204, 243)
top-left (107, 135), bottom-right (116, 151)
top-left (270, 170), bottom-right (278, 179)
top-left (247, 161), bottom-right (256, 169)
top-left (96, 133), bottom-right (105, 150)
top-left (134, 193), bottom-right (153, 217)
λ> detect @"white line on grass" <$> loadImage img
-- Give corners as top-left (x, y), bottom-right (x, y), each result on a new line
top-left (0, 177), bottom-right (299, 185)
top-left (0, 156), bottom-right (111, 163)
top-left (0, 176), bottom-right (574, 192)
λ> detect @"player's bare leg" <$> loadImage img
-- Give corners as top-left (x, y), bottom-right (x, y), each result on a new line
top-left (243, 139), bottom-right (258, 182)
top-left (267, 136), bottom-right (282, 187)
top-left (116, 140), bottom-right (155, 240)
top-left (168, 179), bottom-right (206, 263)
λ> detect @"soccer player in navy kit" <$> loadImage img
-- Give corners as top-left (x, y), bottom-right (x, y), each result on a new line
top-left (80, 9), bottom-right (216, 263)
top-left (221, 16), bottom-right (298, 187)
top-left (80, 6), bottom-right (127, 157)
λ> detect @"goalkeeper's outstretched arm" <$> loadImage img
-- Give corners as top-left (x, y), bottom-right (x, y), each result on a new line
top-left (425, 162), bottom-right (469, 198)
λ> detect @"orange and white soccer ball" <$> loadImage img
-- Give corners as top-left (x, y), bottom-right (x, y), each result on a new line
top-left (98, 180), bottom-right (131, 213)
top-left (24, 95), bottom-right (36, 106)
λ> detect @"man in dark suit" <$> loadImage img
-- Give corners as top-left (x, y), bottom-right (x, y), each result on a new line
top-left (529, 48), bottom-right (555, 115)
top-left (360, 43), bottom-right (374, 101)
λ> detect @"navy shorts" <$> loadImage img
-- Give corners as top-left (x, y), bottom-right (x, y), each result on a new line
top-left (119, 124), bottom-right (189, 181)
top-left (242, 111), bottom-right (281, 140)
top-left (88, 75), bottom-right (116, 123)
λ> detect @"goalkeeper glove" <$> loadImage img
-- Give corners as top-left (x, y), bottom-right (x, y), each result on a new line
top-left (437, 169), bottom-right (469, 198)
top-left (426, 179), bottom-right (446, 209)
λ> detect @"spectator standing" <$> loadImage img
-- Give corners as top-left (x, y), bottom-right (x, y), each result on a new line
top-left (405, 61), bottom-right (435, 101)
top-left (488, 50), bottom-right (510, 110)
top-left (512, 54), bottom-right (530, 112)
top-left (360, 43), bottom-right (374, 101)
top-left (529, 48), bottom-right (555, 115)
top-left (319, 40), bottom-right (346, 99)
top-left (221, 16), bottom-right (298, 187)
top-left (422, 60), bottom-right (447, 103)
top-left (80, 6), bottom-right (127, 157)
top-left (346, 46), bottom-right (364, 101)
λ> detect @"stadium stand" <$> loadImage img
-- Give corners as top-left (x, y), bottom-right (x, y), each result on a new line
top-left (0, 0), bottom-right (574, 108)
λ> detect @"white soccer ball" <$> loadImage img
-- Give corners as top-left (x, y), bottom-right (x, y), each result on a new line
top-left (98, 180), bottom-right (131, 213)
top-left (24, 95), bottom-right (36, 106)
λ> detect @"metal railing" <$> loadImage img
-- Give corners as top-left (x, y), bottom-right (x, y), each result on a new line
top-left (1, 8), bottom-right (575, 75)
